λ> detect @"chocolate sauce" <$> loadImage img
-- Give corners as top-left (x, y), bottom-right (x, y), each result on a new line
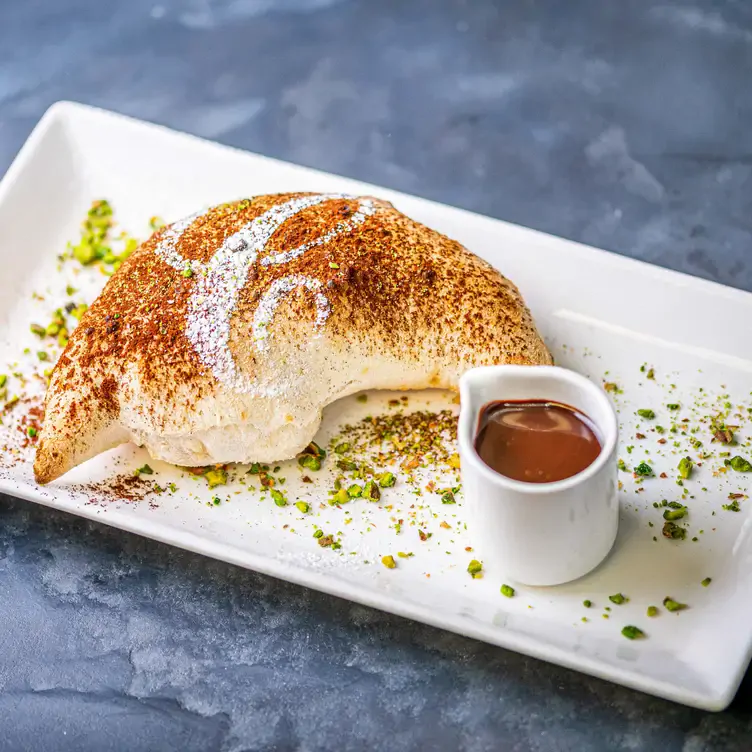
top-left (475, 400), bottom-right (601, 484)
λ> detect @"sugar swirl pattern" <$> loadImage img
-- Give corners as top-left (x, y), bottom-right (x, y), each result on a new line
top-left (153, 194), bottom-right (376, 392)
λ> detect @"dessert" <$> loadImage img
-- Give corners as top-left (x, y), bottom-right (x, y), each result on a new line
top-left (34, 192), bottom-right (551, 484)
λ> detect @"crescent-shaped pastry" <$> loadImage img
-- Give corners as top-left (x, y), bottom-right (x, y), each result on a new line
top-left (34, 193), bottom-right (552, 484)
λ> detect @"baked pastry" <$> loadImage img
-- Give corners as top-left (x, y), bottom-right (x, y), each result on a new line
top-left (34, 193), bottom-right (552, 484)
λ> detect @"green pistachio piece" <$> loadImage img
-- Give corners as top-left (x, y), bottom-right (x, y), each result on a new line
top-left (621, 626), bottom-right (645, 640)
top-left (663, 507), bottom-right (687, 521)
top-left (362, 480), bottom-right (381, 502)
top-left (662, 521), bottom-right (687, 539)
top-left (663, 597), bottom-right (688, 612)
top-left (378, 472), bottom-right (396, 488)
top-left (330, 488), bottom-right (350, 506)
top-left (727, 456), bottom-right (752, 472)
top-left (205, 468), bottom-right (228, 488)
top-left (441, 491), bottom-right (456, 504)
top-left (299, 454), bottom-right (322, 471)
top-left (678, 457), bottom-right (693, 480)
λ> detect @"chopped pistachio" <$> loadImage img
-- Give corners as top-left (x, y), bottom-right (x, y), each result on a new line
top-left (678, 456), bottom-right (693, 480)
top-left (336, 459), bottom-right (357, 472)
top-left (330, 488), bottom-right (350, 506)
top-left (583, 600), bottom-right (592, 608)
top-left (662, 521), bottom-right (687, 539)
top-left (0, 375), bottom-right (6, 388)
top-left (722, 500), bottom-right (741, 512)
top-left (181, 267), bottom-right (193, 278)
top-left (609, 593), bottom-right (627, 605)
top-left (30, 323), bottom-right (46, 338)
top-left (637, 409), bottom-right (655, 419)
top-left (663, 507), bottom-right (687, 521)
top-left (356, 394), bottom-right (368, 403)
top-left (248, 462), bottom-right (261, 475)
top-left (647, 606), bottom-right (659, 617)
top-left (302, 441), bottom-right (326, 459)
top-left (73, 242), bottom-right (98, 265)
top-left (617, 459), bottom-right (629, 472)
top-left (271, 489), bottom-right (287, 507)
top-left (65, 285), bottom-right (77, 296)
top-left (633, 462), bottom-right (653, 477)
top-left (663, 597), bottom-right (688, 612)
top-left (70, 304), bottom-right (88, 320)
top-left (205, 467), bottom-right (228, 488)
top-left (299, 454), bottom-right (322, 471)
top-left (467, 559), bottom-right (483, 576)
top-left (727, 456), bottom-right (752, 473)
top-left (447, 453), bottom-right (461, 469)
top-left (135, 464), bottom-right (154, 475)
top-left (334, 442), bottom-right (351, 454)
top-left (701, 577), bottom-right (712, 587)
top-left (313, 529), bottom-right (324, 539)
top-left (26, 427), bottom-right (37, 438)
top-left (212, 496), bottom-right (221, 505)
top-left (382, 555), bottom-right (397, 569)
top-left (295, 501), bottom-right (310, 513)
top-left (667, 403), bottom-right (680, 411)
top-left (378, 472), bottom-right (396, 488)
top-left (149, 216), bottom-right (165, 230)
top-left (362, 480), bottom-right (381, 502)
top-left (36, 351), bottom-right (48, 362)
top-left (500, 584), bottom-right (515, 598)
top-left (347, 484), bottom-right (363, 498)
top-left (397, 551), bottom-right (413, 558)
top-left (621, 626), bottom-right (645, 640)
top-left (441, 490), bottom-right (456, 504)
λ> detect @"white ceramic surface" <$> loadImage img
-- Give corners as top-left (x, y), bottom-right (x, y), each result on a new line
top-left (1, 102), bottom-right (752, 711)
top-left (458, 366), bottom-right (619, 586)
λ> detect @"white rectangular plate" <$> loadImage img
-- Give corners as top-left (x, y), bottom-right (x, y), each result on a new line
top-left (1, 102), bottom-right (751, 711)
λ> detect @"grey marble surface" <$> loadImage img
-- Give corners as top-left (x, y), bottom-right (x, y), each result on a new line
top-left (1, 1), bottom-right (751, 750)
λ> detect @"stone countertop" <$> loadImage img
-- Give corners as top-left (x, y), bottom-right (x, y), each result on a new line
top-left (1, 1), bottom-right (751, 749)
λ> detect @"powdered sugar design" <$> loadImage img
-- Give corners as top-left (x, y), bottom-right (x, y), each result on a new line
top-left (261, 198), bottom-right (376, 266)
top-left (252, 275), bottom-right (330, 352)
top-left (153, 209), bottom-right (210, 273)
top-left (154, 194), bottom-right (377, 392)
